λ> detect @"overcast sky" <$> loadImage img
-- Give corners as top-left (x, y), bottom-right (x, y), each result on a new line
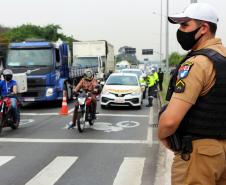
top-left (0, 0), bottom-right (225, 61)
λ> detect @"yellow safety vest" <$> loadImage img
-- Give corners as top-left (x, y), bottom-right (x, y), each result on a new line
top-left (147, 75), bottom-right (155, 87)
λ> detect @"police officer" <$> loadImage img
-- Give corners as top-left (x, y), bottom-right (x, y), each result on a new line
top-left (158, 68), bottom-right (164, 91)
top-left (152, 67), bottom-right (159, 98)
top-left (145, 69), bottom-right (155, 107)
top-left (158, 3), bottom-right (226, 185)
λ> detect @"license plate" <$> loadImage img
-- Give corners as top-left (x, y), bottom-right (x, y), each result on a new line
top-left (114, 97), bottom-right (125, 103)
top-left (24, 98), bottom-right (35, 102)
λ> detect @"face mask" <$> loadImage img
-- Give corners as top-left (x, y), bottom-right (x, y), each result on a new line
top-left (177, 27), bottom-right (203, 50)
top-left (4, 75), bottom-right (12, 81)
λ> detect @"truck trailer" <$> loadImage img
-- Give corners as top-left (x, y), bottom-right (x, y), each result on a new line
top-left (72, 40), bottom-right (115, 80)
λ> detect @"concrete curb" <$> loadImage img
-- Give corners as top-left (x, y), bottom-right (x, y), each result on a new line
top-left (154, 91), bottom-right (174, 185)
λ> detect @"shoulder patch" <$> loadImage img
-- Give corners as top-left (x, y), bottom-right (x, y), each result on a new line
top-left (178, 61), bottom-right (194, 79)
top-left (174, 79), bottom-right (186, 93)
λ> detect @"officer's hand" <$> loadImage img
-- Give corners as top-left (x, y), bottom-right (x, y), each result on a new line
top-left (160, 139), bottom-right (171, 150)
top-left (158, 104), bottom-right (168, 120)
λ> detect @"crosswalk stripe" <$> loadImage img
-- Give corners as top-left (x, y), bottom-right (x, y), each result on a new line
top-left (0, 156), bottom-right (15, 167)
top-left (113, 157), bottom-right (145, 185)
top-left (25, 156), bottom-right (78, 185)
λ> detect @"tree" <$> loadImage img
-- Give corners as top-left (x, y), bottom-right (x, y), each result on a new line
top-left (169, 52), bottom-right (184, 66)
top-left (2, 24), bottom-right (75, 51)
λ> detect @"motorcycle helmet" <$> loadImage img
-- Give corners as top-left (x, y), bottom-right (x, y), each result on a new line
top-left (84, 69), bottom-right (94, 81)
top-left (3, 69), bottom-right (13, 81)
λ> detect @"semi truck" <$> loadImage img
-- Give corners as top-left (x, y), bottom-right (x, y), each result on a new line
top-left (5, 39), bottom-right (78, 102)
top-left (72, 40), bottom-right (115, 80)
top-left (5, 39), bottom-right (114, 103)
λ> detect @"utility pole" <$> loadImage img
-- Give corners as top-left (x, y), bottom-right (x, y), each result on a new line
top-left (160, 0), bottom-right (163, 65)
top-left (165, 0), bottom-right (169, 73)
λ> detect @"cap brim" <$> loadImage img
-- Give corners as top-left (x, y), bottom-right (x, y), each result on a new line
top-left (168, 13), bottom-right (191, 24)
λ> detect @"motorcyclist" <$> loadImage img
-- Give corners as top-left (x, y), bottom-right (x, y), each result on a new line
top-left (0, 69), bottom-right (19, 123)
top-left (67, 68), bottom-right (98, 129)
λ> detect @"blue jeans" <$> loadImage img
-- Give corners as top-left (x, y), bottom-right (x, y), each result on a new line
top-left (10, 98), bottom-right (19, 122)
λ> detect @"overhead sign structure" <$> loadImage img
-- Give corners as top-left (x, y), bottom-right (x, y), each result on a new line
top-left (142, 49), bottom-right (153, 55)
top-left (125, 47), bottom-right (136, 54)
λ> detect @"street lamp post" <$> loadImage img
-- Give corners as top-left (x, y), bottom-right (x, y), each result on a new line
top-left (160, 0), bottom-right (163, 64)
top-left (165, 0), bottom-right (169, 73)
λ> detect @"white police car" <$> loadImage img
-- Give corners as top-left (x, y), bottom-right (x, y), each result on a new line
top-left (100, 73), bottom-right (144, 109)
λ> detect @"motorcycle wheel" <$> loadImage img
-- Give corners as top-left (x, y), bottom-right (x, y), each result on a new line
top-left (86, 107), bottom-right (94, 126)
top-left (77, 112), bottom-right (86, 133)
top-left (0, 114), bottom-right (3, 134)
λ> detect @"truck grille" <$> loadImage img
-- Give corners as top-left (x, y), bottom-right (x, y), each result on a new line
top-left (27, 78), bottom-right (46, 87)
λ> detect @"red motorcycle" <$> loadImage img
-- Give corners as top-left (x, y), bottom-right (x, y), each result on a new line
top-left (0, 95), bottom-right (20, 134)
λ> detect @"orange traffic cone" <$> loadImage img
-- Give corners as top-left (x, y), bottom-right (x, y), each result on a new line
top-left (59, 95), bottom-right (68, 115)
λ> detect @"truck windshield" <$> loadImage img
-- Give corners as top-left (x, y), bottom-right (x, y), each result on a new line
top-left (6, 48), bottom-right (52, 67)
top-left (74, 57), bottom-right (98, 68)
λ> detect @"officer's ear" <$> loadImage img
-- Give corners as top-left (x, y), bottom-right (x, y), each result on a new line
top-left (200, 22), bottom-right (209, 35)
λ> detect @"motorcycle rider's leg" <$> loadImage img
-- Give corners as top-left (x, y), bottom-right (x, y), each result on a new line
top-left (91, 95), bottom-right (97, 119)
top-left (10, 98), bottom-right (19, 122)
top-left (72, 107), bottom-right (78, 125)
top-left (67, 107), bottom-right (78, 129)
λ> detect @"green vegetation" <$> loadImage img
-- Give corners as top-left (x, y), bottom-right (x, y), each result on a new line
top-left (0, 24), bottom-right (75, 48)
top-left (159, 74), bottom-right (170, 105)
top-left (169, 52), bottom-right (184, 66)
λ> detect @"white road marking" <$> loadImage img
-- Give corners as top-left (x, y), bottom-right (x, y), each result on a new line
top-left (21, 113), bottom-right (148, 117)
top-left (0, 138), bottom-right (148, 144)
top-left (19, 119), bottom-right (35, 126)
top-left (0, 156), bottom-right (15, 167)
top-left (21, 113), bottom-right (59, 116)
top-left (25, 156), bottom-right (78, 185)
top-left (116, 121), bottom-right (140, 128)
top-left (113, 157), bottom-right (145, 185)
top-left (147, 107), bottom-right (153, 147)
top-left (98, 114), bottom-right (148, 117)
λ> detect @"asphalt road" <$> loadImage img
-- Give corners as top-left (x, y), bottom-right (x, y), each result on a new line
top-left (0, 98), bottom-right (160, 185)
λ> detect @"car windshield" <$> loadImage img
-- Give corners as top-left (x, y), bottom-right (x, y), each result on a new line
top-left (106, 75), bottom-right (138, 86)
top-left (122, 70), bottom-right (142, 77)
top-left (6, 48), bottom-right (52, 67)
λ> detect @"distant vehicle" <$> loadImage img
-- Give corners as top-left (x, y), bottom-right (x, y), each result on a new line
top-left (73, 40), bottom-right (115, 81)
top-left (115, 60), bottom-right (131, 72)
top-left (121, 68), bottom-right (146, 79)
top-left (100, 73), bottom-right (143, 109)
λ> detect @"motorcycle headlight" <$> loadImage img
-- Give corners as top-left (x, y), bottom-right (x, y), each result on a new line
top-left (46, 88), bottom-right (54, 97)
top-left (78, 98), bottom-right (86, 105)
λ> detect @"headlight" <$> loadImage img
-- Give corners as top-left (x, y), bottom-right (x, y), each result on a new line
top-left (78, 97), bottom-right (86, 105)
top-left (131, 91), bottom-right (140, 96)
top-left (46, 88), bottom-right (54, 97)
top-left (101, 89), bottom-right (110, 95)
